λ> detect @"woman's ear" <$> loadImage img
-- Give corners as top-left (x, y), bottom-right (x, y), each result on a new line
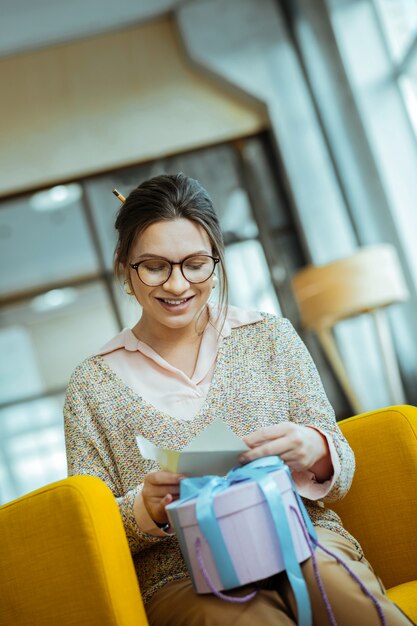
top-left (122, 266), bottom-right (134, 296)
top-left (123, 279), bottom-right (133, 296)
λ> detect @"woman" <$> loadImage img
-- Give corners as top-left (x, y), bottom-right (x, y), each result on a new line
top-left (64, 173), bottom-right (411, 625)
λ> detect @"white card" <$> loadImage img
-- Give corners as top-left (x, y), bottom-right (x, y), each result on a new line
top-left (136, 418), bottom-right (249, 476)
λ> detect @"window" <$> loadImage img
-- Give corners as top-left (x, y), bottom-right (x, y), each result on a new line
top-left (374, 0), bottom-right (417, 136)
top-left (0, 136), bottom-right (288, 503)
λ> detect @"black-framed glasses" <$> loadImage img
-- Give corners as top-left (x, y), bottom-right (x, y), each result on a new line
top-left (129, 254), bottom-right (219, 287)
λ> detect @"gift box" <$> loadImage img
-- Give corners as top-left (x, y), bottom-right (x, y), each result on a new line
top-left (166, 456), bottom-right (313, 595)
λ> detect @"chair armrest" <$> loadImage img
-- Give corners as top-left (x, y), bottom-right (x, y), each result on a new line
top-left (0, 476), bottom-right (149, 626)
top-left (333, 405), bottom-right (417, 590)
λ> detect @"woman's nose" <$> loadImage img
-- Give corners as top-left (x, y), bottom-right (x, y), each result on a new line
top-left (162, 265), bottom-right (190, 293)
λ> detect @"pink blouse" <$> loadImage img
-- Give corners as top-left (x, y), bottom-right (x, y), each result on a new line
top-left (96, 306), bottom-right (340, 535)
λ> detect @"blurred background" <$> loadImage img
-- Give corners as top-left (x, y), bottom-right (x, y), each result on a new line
top-left (0, 0), bottom-right (416, 504)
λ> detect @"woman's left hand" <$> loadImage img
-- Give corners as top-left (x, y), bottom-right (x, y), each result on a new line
top-left (239, 422), bottom-right (332, 480)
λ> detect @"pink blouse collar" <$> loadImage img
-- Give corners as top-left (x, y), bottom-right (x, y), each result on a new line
top-left (95, 305), bottom-right (262, 357)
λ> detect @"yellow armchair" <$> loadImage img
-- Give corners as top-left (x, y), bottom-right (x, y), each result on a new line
top-left (333, 404), bottom-right (417, 622)
top-left (0, 475), bottom-right (148, 625)
top-left (1, 405), bottom-right (416, 625)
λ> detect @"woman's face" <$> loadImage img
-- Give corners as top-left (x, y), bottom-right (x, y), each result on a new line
top-left (127, 218), bottom-right (215, 334)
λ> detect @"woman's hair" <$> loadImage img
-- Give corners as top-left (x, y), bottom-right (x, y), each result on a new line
top-left (114, 172), bottom-right (229, 320)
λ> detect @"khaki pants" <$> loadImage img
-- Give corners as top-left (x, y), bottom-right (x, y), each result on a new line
top-left (146, 528), bottom-right (413, 626)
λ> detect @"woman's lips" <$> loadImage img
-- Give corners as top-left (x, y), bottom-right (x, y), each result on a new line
top-left (156, 295), bottom-right (195, 312)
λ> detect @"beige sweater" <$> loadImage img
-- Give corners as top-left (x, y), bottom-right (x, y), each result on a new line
top-left (64, 314), bottom-right (362, 604)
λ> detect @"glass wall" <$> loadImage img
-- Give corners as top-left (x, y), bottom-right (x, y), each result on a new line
top-left (0, 136), bottom-right (292, 504)
top-left (373, 0), bottom-right (417, 281)
top-left (280, 0), bottom-right (417, 408)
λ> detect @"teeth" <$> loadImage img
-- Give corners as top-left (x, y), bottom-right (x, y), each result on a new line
top-left (162, 298), bottom-right (188, 305)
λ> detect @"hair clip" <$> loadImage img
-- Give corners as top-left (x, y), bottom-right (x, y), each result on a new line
top-left (112, 188), bottom-right (126, 203)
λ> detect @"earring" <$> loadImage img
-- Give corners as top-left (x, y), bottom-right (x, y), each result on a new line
top-left (212, 274), bottom-right (218, 290)
top-left (124, 280), bottom-right (133, 296)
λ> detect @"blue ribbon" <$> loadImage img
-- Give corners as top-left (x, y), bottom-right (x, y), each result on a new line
top-left (174, 456), bottom-right (315, 626)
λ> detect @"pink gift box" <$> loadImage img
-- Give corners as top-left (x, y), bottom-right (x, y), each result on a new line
top-left (166, 467), bottom-right (311, 594)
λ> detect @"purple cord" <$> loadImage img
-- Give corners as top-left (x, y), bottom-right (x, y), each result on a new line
top-left (290, 506), bottom-right (338, 626)
top-left (290, 506), bottom-right (339, 625)
top-left (195, 537), bottom-right (257, 603)
top-left (195, 509), bottom-right (387, 626)
top-left (290, 505), bottom-right (387, 626)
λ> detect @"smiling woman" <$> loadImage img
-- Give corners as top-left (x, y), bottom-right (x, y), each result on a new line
top-left (128, 220), bottom-right (217, 335)
top-left (111, 175), bottom-right (229, 375)
top-left (64, 173), bottom-right (411, 626)
top-left (126, 219), bottom-right (218, 377)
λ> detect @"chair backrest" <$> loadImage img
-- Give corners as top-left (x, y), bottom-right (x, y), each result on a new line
top-left (332, 405), bottom-right (417, 590)
top-left (291, 245), bottom-right (409, 331)
top-left (0, 475), bottom-right (146, 625)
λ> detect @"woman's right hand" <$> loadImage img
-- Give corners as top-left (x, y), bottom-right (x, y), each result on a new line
top-left (141, 470), bottom-right (184, 525)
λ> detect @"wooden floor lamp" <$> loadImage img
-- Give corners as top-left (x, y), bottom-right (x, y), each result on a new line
top-left (291, 245), bottom-right (409, 414)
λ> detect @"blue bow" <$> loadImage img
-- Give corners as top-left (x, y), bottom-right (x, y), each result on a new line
top-left (171, 456), bottom-right (315, 626)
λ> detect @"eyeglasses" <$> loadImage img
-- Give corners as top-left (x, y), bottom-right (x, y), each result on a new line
top-left (129, 254), bottom-right (219, 287)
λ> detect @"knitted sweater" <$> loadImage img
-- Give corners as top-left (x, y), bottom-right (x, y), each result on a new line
top-left (64, 313), bottom-right (362, 604)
